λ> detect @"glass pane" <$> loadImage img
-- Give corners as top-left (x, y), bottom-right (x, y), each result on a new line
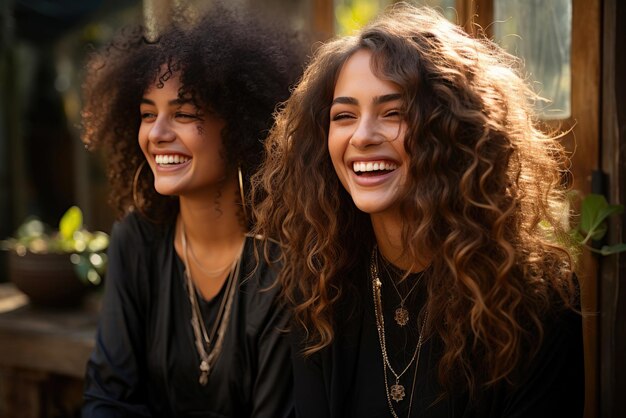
top-left (334, 0), bottom-right (457, 35)
top-left (413, 0), bottom-right (457, 22)
top-left (494, 0), bottom-right (572, 119)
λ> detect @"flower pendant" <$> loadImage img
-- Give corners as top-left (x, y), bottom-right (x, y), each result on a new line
top-left (394, 307), bottom-right (409, 326)
top-left (390, 383), bottom-right (406, 401)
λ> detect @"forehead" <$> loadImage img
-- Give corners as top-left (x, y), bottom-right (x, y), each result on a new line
top-left (333, 49), bottom-right (401, 98)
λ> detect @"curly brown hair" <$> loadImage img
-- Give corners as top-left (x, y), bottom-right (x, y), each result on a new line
top-left (252, 4), bottom-right (577, 395)
top-left (81, 3), bottom-right (307, 222)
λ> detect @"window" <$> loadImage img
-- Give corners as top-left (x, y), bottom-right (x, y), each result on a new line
top-left (493, 0), bottom-right (572, 119)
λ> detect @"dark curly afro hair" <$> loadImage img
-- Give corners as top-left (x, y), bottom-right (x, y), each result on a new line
top-left (81, 3), bottom-right (308, 223)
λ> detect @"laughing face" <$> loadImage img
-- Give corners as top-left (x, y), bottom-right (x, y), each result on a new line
top-left (328, 49), bottom-right (409, 217)
top-left (138, 74), bottom-right (227, 198)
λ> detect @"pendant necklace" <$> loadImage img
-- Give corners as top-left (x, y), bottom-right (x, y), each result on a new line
top-left (379, 252), bottom-right (425, 327)
top-left (180, 222), bottom-right (244, 386)
top-left (371, 246), bottom-right (428, 417)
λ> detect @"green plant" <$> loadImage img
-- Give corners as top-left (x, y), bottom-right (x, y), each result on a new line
top-left (570, 193), bottom-right (626, 256)
top-left (1, 206), bottom-right (109, 285)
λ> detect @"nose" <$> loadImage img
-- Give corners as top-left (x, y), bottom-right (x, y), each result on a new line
top-left (349, 115), bottom-right (386, 149)
top-left (147, 116), bottom-right (176, 144)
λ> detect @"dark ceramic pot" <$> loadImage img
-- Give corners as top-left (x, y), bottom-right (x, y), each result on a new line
top-left (7, 251), bottom-right (88, 307)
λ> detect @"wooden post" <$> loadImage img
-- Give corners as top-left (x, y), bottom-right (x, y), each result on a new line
top-left (311, 0), bottom-right (335, 41)
top-left (600, 0), bottom-right (626, 416)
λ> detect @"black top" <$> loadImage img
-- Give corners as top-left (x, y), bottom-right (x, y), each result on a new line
top-left (291, 263), bottom-right (584, 418)
top-left (83, 212), bottom-right (293, 418)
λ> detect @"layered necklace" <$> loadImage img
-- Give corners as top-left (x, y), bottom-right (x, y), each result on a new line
top-left (370, 247), bottom-right (428, 418)
top-left (180, 222), bottom-right (245, 386)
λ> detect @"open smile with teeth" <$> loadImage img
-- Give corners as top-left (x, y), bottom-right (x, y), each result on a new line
top-left (155, 154), bottom-right (191, 166)
top-left (352, 161), bottom-right (398, 175)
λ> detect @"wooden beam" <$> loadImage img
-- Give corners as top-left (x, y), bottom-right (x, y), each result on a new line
top-left (569, 1), bottom-right (602, 417)
top-left (456, 0), bottom-right (494, 38)
top-left (601, 0), bottom-right (626, 416)
top-left (311, 0), bottom-right (334, 41)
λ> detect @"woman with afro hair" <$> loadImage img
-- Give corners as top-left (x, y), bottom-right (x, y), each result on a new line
top-left (253, 3), bottom-right (584, 417)
top-left (81, 3), bottom-right (306, 416)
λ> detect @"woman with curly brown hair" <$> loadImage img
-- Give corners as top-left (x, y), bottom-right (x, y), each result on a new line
top-left (80, 4), bottom-right (306, 417)
top-left (253, 4), bottom-right (583, 417)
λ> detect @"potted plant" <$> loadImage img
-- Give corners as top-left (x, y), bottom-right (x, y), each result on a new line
top-left (1, 206), bottom-right (109, 307)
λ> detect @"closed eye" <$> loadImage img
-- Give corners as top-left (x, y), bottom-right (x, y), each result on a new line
top-left (175, 112), bottom-right (197, 119)
top-left (331, 112), bottom-right (355, 121)
top-left (384, 110), bottom-right (402, 118)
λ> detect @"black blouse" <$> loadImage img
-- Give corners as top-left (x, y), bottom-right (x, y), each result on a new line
top-left (83, 212), bottom-right (293, 417)
top-left (291, 264), bottom-right (584, 418)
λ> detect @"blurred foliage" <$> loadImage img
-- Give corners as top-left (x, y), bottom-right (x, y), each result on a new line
top-left (1, 206), bottom-right (109, 285)
top-left (335, 0), bottom-right (382, 34)
top-left (571, 193), bottom-right (626, 256)
top-left (334, 0), bottom-right (456, 35)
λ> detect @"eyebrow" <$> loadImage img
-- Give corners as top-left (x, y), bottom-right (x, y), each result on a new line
top-left (140, 98), bottom-right (194, 106)
top-left (374, 93), bottom-right (402, 105)
top-left (331, 93), bottom-right (402, 106)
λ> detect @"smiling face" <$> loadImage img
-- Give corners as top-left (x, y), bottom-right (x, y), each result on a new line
top-left (328, 49), bottom-right (409, 218)
top-left (138, 74), bottom-right (227, 198)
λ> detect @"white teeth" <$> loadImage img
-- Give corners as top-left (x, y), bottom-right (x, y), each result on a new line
top-left (155, 155), bottom-right (190, 165)
top-left (353, 161), bottom-right (398, 173)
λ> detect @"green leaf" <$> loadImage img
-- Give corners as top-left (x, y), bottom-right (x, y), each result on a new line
top-left (599, 243), bottom-right (626, 256)
top-left (597, 204), bottom-right (624, 222)
top-left (580, 194), bottom-right (608, 234)
top-left (579, 194), bottom-right (624, 242)
top-left (59, 206), bottom-right (83, 240)
top-left (588, 222), bottom-right (608, 241)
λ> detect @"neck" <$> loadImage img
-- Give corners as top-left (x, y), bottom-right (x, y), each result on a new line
top-left (175, 175), bottom-right (246, 299)
top-left (370, 212), bottom-right (430, 273)
top-left (178, 175), bottom-right (245, 246)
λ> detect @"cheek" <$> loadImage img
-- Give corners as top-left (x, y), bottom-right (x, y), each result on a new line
top-left (394, 138), bottom-right (410, 185)
top-left (327, 132), bottom-right (351, 190)
top-left (327, 132), bottom-right (344, 174)
top-left (137, 128), bottom-right (149, 155)
top-left (197, 122), bottom-right (225, 151)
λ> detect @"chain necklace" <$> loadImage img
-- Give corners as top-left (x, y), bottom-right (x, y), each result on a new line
top-left (180, 222), bottom-right (244, 386)
top-left (379, 252), bottom-right (425, 327)
top-left (371, 247), bottom-right (428, 418)
top-left (187, 236), bottom-right (236, 278)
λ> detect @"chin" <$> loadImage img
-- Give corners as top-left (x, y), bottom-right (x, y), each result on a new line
top-left (153, 183), bottom-right (180, 197)
top-left (350, 193), bottom-right (403, 216)
top-left (352, 200), bottom-right (388, 215)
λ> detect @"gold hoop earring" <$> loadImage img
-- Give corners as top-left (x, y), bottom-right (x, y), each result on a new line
top-left (238, 165), bottom-right (248, 225)
top-left (132, 160), bottom-right (148, 216)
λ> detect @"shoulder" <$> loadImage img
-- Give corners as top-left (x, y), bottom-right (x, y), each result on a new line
top-left (238, 235), bottom-right (288, 324)
top-left (541, 304), bottom-right (582, 351)
top-left (241, 234), bottom-right (282, 289)
top-left (110, 211), bottom-right (169, 248)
